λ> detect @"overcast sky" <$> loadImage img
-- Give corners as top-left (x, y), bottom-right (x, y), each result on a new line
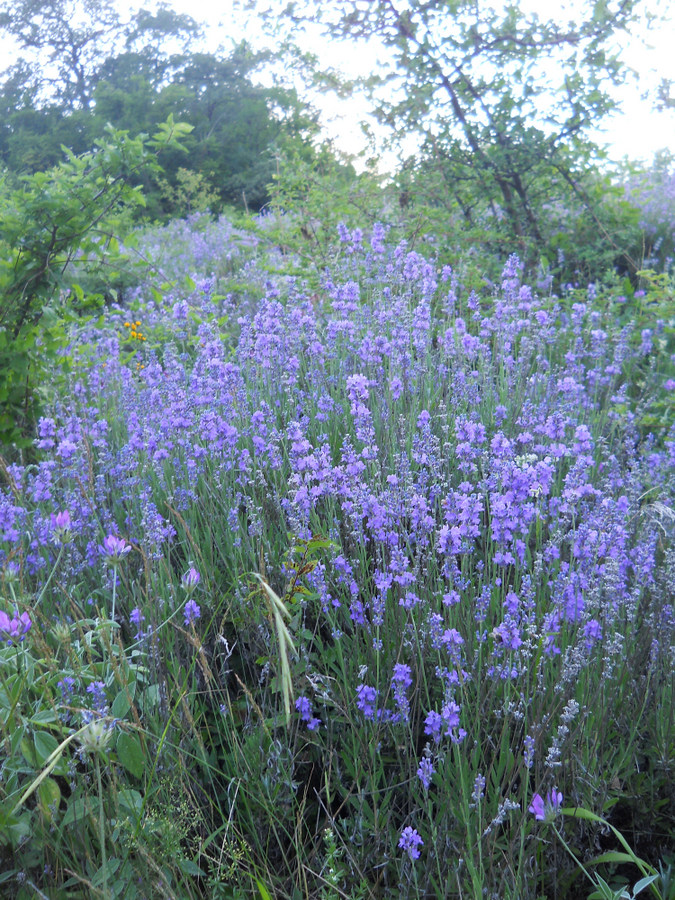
top-left (3, 0), bottom-right (674, 168)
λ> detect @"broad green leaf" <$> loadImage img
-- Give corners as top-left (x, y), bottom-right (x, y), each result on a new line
top-left (37, 778), bottom-right (61, 821)
top-left (177, 858), bottom-right (206, 877)
top-left (117, 788), bottom-right (143, 816)
top-left (116, 731), bottom-right (146, 779)
top-left (61, 796), bottom-right (93, 828)
top-left (111, 690), bottom-right (132, 719)
top-left (34, 731), bottom-right (60, 766)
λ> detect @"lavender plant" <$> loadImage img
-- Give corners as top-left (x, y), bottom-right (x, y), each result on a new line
top-left (0, 213), bottom-right (673, 898)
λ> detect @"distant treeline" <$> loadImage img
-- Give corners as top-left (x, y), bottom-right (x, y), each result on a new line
top-left (0, 0), bottom-right (328, 217)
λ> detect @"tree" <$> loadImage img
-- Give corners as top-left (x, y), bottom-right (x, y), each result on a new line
top-left (160, 47), bottom-right (320, 210)
top-left (0, 2), bottom-right (320, 214)
top-left (0, 117), bottom-right (192, 448)
top-left (273, 0), bottom-right (648, 260)
top-left (0, 0), bottom-right (200, 110)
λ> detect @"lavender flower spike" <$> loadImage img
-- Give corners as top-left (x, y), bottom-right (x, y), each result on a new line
top-left (184, 599), bottom-right (201, 626)
top-left (398, 826), bottom-right (424, 860)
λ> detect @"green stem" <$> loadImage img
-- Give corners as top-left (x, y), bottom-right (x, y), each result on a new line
top-left (552, 824), bottom-right (596, 890)
top-left (96, 754), bottom-right (110, 899)
top-left (35, 544), bottom-right (64, 607)
top-left (110, 567), bottom-right (117, 623)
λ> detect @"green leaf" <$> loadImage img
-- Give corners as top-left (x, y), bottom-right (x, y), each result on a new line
top-left (61, 796), bottom-right (93, 828)
top-left (177, 858), bottom-right (206, 877)
top-left (92, 857), bottom-right (121, 886)
top-left (256, 879), bottom-right (273, 900)
top-left (33, 731), bottom-right (60, 766)
top-left (37, 777), bottom-right (61, 821)
top-left (117, 788), bottom-right (143, 816)
top-left (29, 710), bottom-right (59, 725)
top-left (116, 731), bottom-right (145, 779)
top-left (111, 690), bottom-right (132, 719)
top-left (633, 875), bottom-right (659, 895)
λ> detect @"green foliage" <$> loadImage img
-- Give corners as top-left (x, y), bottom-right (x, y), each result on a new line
top-left (272, 0), bottom-right (653, 274)
top-left (0, 559), bottom-right (220, 898)
top-left (543, 807), bottom-right (675, 900)
top-left (0, 0), bottom-right (322, 217)
top-left (259, 146), bottom-right (406, 285)
top-left (157, 167), bottom-right (220, 217)
top-left (0, 118), bottom-right (191, 448)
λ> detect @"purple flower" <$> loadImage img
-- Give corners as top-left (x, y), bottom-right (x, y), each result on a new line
top-left (528, 793), bottom-right (546, 821)
top-left (424, 700), bottom-right (463, 743)
top-left (0, 609), bottom-right (32, 644)
top-left (398, 826), bottom-right (423, 860)
top-left (529, 789), bottom-right (563, 822)
top-left (184, 598), bottom-right (201, 626)
top-left (295, 695), bottom-right (321, 730)
top-left (472, 773), bottom-right (486, 804)
top-left (356, 684), bottom-right (378, 720)
top-left (129, 607), bottom-right (145, 638)
top-left (391, 663), bottom-right (412, 688)
top-left (58, 676), bottom-right (76, 716)
top-left (523, 735), bottom-right (535, 769)
top-left (417, 757), bottom-right (435, 790)
top-left (86, 681), bottom-right (108, 717)
top-left (583, 618), bottom-right (602, 649)
top-left (50, 510), bottom-right (73, 542)
top-left (370, 222), bottom-right (386, 254)
top-left (99, 534), bottom-right (131, 565)
top-left (181, 567), bottom-right (201, 593)
top-left (391, 663), bottom-right (413, 722)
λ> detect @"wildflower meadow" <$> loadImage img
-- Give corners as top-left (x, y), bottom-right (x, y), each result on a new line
top-left (0, 207), bottom-right (674, 899)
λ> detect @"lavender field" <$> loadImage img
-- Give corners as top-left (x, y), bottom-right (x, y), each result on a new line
top-left (0, 211), bottom-right (674, 899)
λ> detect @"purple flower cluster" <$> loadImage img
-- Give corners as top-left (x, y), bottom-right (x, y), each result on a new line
top-left (529, 789), bottom-right (563, 822)
top-left (356, 684), bottom-right (378, 720)
top-left (184, 599), bottom-right (201, 626)
top-left (295, 695), bottom-right (321, 730)
top-left (424, 700), bottom-right (465, 744)
top-left (0, 609), bottom-right (31, 644)
top-left (398, 825), bottom-right (424, 860)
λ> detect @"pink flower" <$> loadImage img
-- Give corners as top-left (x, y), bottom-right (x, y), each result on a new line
top-left (529, 789), bottom-right (563, 822)
top-left (181, 567), bottom-right (201, 593)
top-left (51, 510), bottom-right (73, 542)
top-left (0, 610), bottom-right (32, 644)
top-left (99, 534), bottom-right (131, 564)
